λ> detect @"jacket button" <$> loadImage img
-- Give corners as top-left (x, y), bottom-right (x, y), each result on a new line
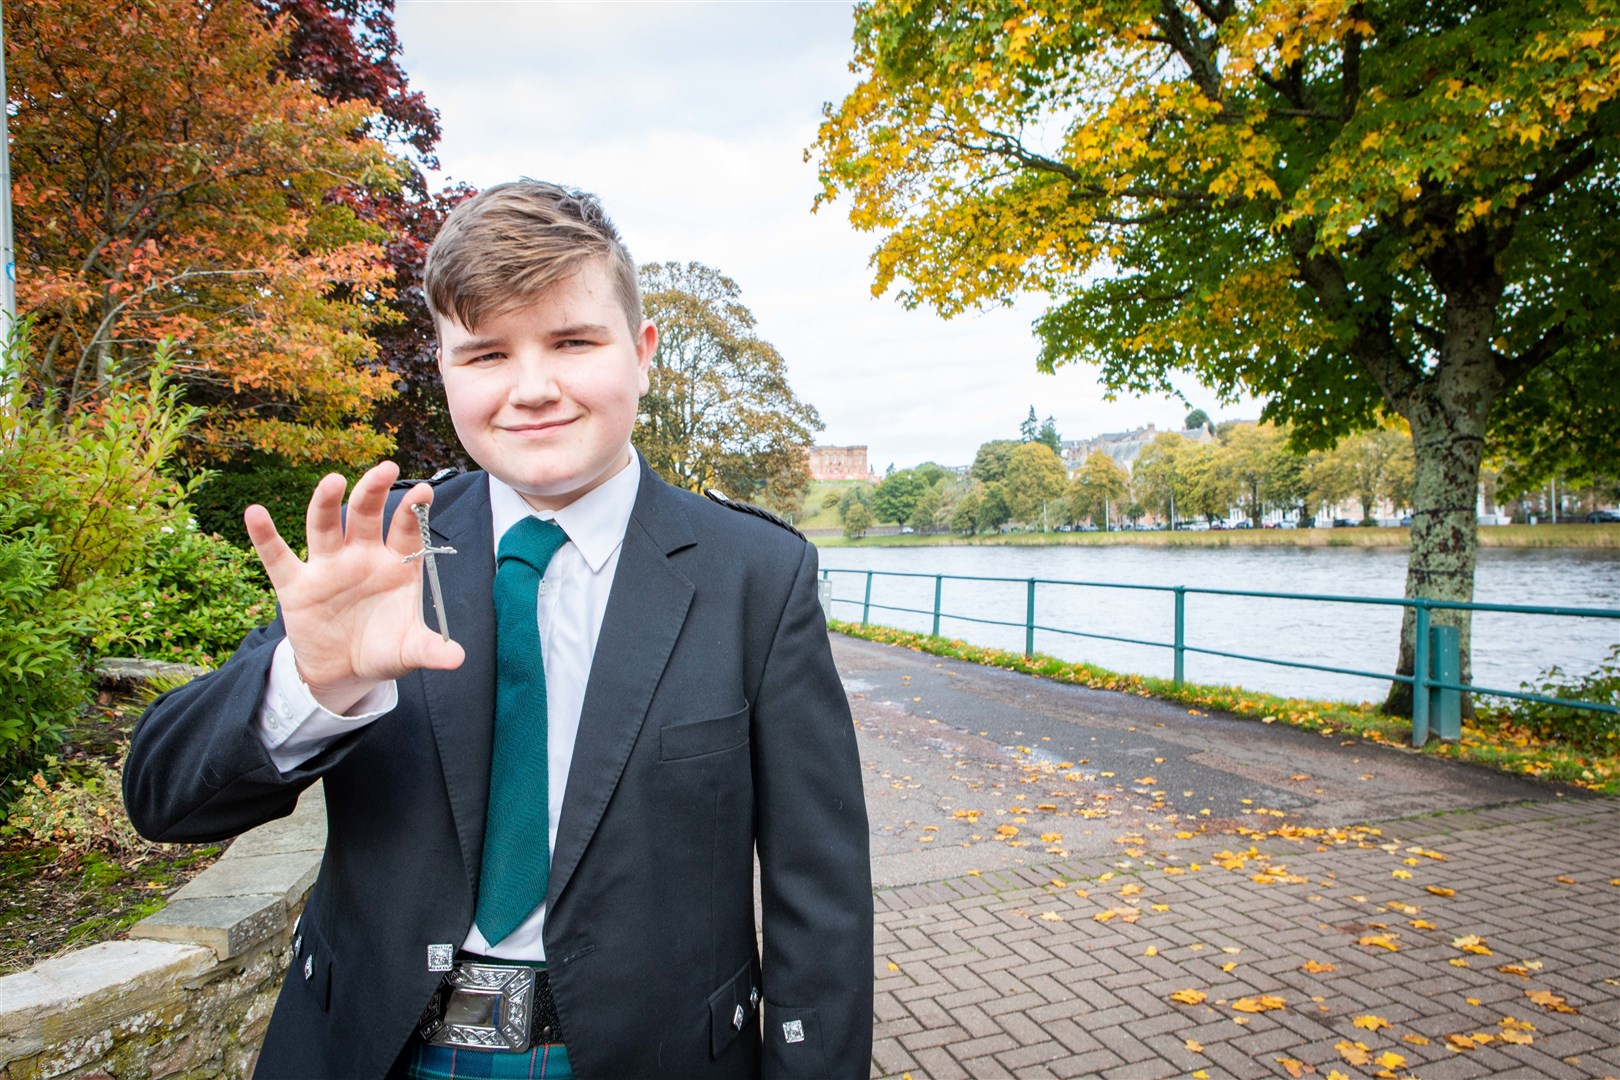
top-left (303, 956), bottom-right (314, 980)
top-left (732, 1005), bottom-right (745, 1030)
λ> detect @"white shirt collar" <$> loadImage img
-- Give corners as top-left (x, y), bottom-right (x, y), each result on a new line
top-left (487, 454), bottom-right (641, 573)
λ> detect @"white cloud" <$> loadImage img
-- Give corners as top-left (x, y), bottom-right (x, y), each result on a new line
top-left (394, 0), bottom-right (1240, 469)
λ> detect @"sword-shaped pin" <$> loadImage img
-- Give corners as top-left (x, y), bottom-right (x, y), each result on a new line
top-left (403, 503), bottom-right (457, 641)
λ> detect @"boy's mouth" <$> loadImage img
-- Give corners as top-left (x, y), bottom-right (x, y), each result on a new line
top-left (503, 417), bottom-right (577, 437)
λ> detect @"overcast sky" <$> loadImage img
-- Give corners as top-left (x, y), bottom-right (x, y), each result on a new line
top-left (393, 1), bottom-right (1244, 471)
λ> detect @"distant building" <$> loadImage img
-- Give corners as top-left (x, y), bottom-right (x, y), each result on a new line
top-left (807, 445), bottom-right (873, 481)
top-left (1060, 423), bottom-right (1214, 475)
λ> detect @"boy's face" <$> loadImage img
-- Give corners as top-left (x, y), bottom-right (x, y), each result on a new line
top-left (437, 260), bottom-right (656, 511)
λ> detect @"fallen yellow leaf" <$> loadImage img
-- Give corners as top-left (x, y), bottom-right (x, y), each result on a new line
top-left (1359, 932), bottom-right (1400, 952)
top-left (1410, 919), bottom-right (1438, 930)
top-left (1170, 988), bottom-right (1208, 1005)
top-left (1143, 945), bottom-right (1158, 957)
top-left (1038, 911), bottom-right (1065, 922)
top-left (1446, 1033), bottom-right (1479, 1050)
top-left (1353, 1015), bottom-right (1391, 1031)
top-left (1231, 995), bottom-right (1286, 1013)
top-left (886, 961), bottom-right (899, 972)
top-left (1300, 959), bottom-right (1337, 974)
top-left (1391, 869), bottom-right (1413, 879)
top-left (1374, 1050), bottom-right (1406, 1070)
top-left (1526, 989), bottom-right (1579, 1014)
top-left (995, 824), bottom-right (1018, 837)
top-left (1426, 885), bottom-right (1457, 897)
top-left (1184, 1038), bottom-right (1203, 1052)
top-left (1119, 882), bottom-right (1143, 897)
top-left (1275, 1056), bottom-right (1306, 1078)
top-left (1040, 832), bottom-right (1062, 843)
top-left (1401, 1033), bottom-right (1431, 1046)
top-left (1452, 934), bottom-right (1493, 955)
top-left (1335, 1040), bottom-right (1373, 1066)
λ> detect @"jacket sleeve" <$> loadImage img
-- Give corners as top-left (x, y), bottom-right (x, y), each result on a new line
top-left (752, 542), bottom-right (874, 1079)
top-left (121, 611), bottom-right (371, 844)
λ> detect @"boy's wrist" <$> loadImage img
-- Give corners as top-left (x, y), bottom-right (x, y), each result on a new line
top-left (293, 660), bottom-right (381, 716)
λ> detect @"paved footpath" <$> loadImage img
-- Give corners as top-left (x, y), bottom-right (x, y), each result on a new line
top-left (832, 635), bottom-right (1620, 1080)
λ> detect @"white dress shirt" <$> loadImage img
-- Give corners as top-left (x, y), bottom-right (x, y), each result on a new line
top-left (254, 456), bottom-right (641, 960)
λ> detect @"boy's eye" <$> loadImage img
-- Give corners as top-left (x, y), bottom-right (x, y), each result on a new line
top-left (558, 338), bottom-right (596, 350)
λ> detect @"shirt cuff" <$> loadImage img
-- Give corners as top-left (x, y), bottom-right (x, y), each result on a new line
top-left (256, 638), bottom-right (399, 773)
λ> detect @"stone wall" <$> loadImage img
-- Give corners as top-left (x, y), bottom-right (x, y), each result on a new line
top-left (0, 788), bottom-right (325, 1080)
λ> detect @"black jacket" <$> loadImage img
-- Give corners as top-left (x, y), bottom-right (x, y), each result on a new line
top-left (123, 459), bottom-right (873, 1079)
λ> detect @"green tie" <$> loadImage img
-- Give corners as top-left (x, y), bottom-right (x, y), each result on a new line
top-left (476, 515), bottom-right (568, 946)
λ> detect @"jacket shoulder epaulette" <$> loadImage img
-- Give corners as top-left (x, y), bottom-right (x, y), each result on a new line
top-left (392, 467), bottom-right (463, 491)
top-left (703, 489), bottom-right (805, 540)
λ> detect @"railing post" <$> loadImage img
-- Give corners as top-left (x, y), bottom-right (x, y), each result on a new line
top-left (1025, 578), bottom-right (1036, 657)
top-left (861, 571), bottom-right (873, 627)
top-left (932, 574), bottom-right (943, 638)
top-left (1429, 624), bottom-right (1462, 742)
top-left (1173, 587), bottom-right (1186, 686)
top-left (1411, 601), bottom-right (1431, 746)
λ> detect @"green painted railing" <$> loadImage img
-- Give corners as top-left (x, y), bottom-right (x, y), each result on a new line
top-left (819, 567), bottom-right (1620, 747)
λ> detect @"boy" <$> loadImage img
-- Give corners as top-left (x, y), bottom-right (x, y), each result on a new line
top-left (123, 181), bottom-right (874, 1079)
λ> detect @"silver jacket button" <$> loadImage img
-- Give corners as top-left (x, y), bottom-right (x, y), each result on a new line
top-left (732, 1004), bottom-right (745, 1030)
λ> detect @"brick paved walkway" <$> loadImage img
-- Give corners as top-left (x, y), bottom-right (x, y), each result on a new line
top-left (869, 798), bottom-right (1620, 1080)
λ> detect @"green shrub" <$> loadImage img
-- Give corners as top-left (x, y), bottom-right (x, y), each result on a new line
top-left (1499, 645), bottom-right (1620, 753)
top-left (187, 456), bottom-right (351, 557)
top-left (96, 524), bottom-right (275, 666)
top-left (0, 340), bottom-right (200, 784)
top-left (0, 525), bottom-right (92, 772)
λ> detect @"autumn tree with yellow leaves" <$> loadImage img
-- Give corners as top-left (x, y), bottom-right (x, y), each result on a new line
top-left (813, 0), bottom-right (1620, 715)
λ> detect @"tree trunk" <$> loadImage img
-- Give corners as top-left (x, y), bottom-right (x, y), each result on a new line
top-left (1382, 302), bottom-right (1500, 719)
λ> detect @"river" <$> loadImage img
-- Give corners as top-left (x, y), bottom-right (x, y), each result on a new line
top-left (815, 544), bottom-right (1620, 704)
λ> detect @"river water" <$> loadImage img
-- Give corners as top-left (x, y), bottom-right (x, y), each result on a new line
top-left (815, 544), bottom-right (1620, 704)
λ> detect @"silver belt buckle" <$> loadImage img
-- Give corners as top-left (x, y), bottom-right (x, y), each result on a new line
top-left (418, 962), bottom-right (536, 1052)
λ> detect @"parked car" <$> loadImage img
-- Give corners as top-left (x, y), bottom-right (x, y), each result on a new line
top-left (1588, 509), bottom-right (1620, 523)
top-left (1398, 515), bottom-right (1413, 527)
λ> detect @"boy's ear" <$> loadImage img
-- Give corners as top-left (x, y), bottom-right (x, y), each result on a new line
top-left (635, 320), bottom-right (658, 396)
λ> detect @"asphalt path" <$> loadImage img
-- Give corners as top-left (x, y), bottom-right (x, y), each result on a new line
top-left (833, 634), bottom-right (1574, 892)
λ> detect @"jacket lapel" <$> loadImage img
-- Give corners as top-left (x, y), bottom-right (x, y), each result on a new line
top-left (416, 473), bottom-right (498, 899)
top-left (548, 462), bottom-right (695, 906)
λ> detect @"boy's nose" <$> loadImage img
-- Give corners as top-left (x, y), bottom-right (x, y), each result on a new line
top-left (509, 357), bottom-right (561, 405)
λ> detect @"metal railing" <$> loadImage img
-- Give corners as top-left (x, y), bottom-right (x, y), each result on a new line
top-left (818, 567), bottom-right (1620, 747)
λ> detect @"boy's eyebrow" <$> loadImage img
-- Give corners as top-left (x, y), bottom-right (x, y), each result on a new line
top-left (447, 336), bottom-right (506, 358)
top-left (550, 323), bottom-right (614, 339)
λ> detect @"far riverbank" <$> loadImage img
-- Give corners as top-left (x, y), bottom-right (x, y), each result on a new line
top-left (810, 522), bottom-right (1620, 549)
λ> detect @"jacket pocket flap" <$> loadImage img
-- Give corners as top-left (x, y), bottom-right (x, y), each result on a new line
top-left (706, 956), bottom-right (762, 1058)
top-left (660, 704), bottom-right (749, 761)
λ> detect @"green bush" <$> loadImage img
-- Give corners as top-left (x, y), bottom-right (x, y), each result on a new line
top-left (0, 341), bottom-right (201, 785)
top-left (96, 524), bottom-right (275, 666)
top-left (0, 524), bottom-right (93, 771)
top-left (1500, 645), bottom-right (1620, 753)
top-left (187, 456), bottom-right (351, 557)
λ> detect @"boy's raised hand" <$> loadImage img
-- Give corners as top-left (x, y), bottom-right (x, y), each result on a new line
top-left (244, 461), bottom-right (466, 714)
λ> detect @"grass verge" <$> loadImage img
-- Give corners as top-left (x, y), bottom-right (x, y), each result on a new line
top-left (812, 523), bottom-right (1620, 549)
top-left (829, 619), bottom-right (1620, 795)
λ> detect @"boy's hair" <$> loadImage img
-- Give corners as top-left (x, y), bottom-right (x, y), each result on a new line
top-left (424, 180), bottom-right (643, 336)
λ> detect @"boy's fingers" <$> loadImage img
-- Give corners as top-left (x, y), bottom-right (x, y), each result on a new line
top-left (305, 473), bottom-right (349, 559)
top-left (344, 461), bottom-right (401, 546)
top-left (244, 505), bottom-right (298, 591)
